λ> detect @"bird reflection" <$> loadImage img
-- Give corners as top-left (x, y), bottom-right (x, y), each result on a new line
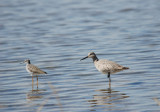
top-left (88, 86), bottom-right (129, 109)
top-left (31, 76), bottom-right (39, 90)
top-left (26, 88), bottom-right (46, 101)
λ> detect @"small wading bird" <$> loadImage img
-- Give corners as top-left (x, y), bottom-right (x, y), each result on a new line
top-left (24, 59), bottom-right (47, 89)
top-left (80, 52), bottom-right (129, 84)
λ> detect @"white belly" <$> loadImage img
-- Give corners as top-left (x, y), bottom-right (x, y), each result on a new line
top-left (94, 59), bottom-right (124, 74)
top-left (95, 63), bottom-right (109, 74)
top-left (26, 65), bottom-right (33, 76)
top-left (94, 59), bottom-right (115, 74)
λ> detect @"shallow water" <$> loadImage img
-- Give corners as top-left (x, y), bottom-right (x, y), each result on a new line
top-left (1, 0), bottom-right (160, 112)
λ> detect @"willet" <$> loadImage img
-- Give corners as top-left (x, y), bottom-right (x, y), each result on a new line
top-left (24, 59), bottom-right (47, 89)
top-left (80, 52), bottom-right (129, 83)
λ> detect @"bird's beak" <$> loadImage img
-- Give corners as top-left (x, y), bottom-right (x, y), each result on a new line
top-left (20, 61), bottom-right (24, 64)
top-left (80, 56), bottom-right (88, 61)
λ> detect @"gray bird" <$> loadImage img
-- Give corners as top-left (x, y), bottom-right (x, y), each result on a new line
top-left (24, 59), bottom-right (47, 88)
top-left (80, 52), bottom-right (129, 82)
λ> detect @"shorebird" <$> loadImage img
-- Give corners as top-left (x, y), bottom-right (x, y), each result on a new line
top-left (24, 59), bottom-right (47, 89)
top-left (80, 52), bottom-right (129, 82)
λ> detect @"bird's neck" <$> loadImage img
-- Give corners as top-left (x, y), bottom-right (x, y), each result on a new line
top-left (28, 60), bottom-right (31, 64)
top-left (92, 56), bottom-right (99, 62)
top-left (26, 63), bottom-right (31, 66)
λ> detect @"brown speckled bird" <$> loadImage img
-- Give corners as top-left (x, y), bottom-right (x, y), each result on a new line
top-left (81, 52), bottom-right (129, 82)
top-left (24, 59), bottom-right (47, 89)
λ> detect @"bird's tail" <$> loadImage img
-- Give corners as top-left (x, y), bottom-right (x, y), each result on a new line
top-left (122, 67), bottom-right (129, 69)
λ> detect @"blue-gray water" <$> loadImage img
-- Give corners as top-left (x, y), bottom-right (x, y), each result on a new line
top-left (1, 0), bottom-right (160, 112)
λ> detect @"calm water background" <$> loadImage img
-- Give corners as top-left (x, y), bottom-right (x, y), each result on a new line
top-left (1, 0), bottom-right (160, 112)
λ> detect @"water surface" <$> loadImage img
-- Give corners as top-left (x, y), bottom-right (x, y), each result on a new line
top-left (1, 0), bottom-right (160, 112)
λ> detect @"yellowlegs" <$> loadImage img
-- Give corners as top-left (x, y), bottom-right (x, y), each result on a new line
top-left (24, 59), bottom-right (47, 89)
top-left (80, 52), bottom-right (129, 82)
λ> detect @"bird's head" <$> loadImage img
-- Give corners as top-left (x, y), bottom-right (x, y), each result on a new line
top-left (24, 59), bottom-right (31, 64)
top-left (80, 52), bottom-right (96, 61)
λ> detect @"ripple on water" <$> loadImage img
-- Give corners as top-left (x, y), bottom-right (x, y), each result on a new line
top-left (1, 0), bottom-right (160, 112)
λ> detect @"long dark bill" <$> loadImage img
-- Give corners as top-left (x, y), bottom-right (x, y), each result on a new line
top-left (80, 56), bottom-right (88, 61)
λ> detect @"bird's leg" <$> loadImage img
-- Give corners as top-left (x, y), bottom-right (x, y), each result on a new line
top-left (107, 72), bottom-right (111, 89)
top-left (32, 75), bottom-right (34, 90)
top-left (108, 72), bottom-right (111, 82)
top-left (109, 80), bottom-right (111, 89)
top-left (37, 76), bottom-right (38, 89)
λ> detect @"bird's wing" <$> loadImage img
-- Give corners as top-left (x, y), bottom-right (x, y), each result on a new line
top-left (27, 64), bottom-right (46, 74)
top-left (96, 59), bottom-right (123, 72)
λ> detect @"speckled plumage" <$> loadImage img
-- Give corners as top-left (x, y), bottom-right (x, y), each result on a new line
top-left (26, 64), bottom-right (47, 75)
top-left (24, 59), bottom-right (47, 89)
top-left (81, 52), bottom-right (129, 81)
top-left (94, 59), bottom-right (128, 74)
